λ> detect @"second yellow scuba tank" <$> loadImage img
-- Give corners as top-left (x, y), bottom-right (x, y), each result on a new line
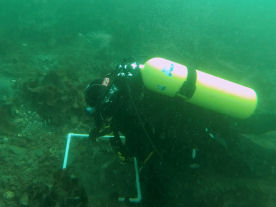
top-left (140, 57), bottom-right (257, 119)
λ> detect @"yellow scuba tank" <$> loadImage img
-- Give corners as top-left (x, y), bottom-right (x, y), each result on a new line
top-left (140, 57), bottom-right (257, 119)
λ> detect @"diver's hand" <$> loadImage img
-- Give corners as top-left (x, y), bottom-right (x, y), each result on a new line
top-left (89, 124), bottom-right (112, 141)
top-left (89, 127), bottom-right (100, 141)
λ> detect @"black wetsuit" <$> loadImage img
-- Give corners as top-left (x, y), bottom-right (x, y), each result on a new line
top-left (86, 65), bottom-right (276, 207)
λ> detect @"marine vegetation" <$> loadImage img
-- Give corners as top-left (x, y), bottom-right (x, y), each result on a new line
top-left (0, 101), bottom-right (16, 135)
top-left (20, 169), bottom-right (88, 207)
top-left (21, 68), bottom-right (87, 126)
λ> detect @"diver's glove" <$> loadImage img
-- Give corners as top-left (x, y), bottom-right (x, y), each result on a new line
top-left (88, 125), bottom-right (110, 140)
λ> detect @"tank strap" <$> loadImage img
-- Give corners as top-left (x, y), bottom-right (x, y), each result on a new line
top-left (178, 65), bottom-right (197, 99)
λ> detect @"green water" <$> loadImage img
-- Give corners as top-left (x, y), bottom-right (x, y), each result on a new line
top-left (1, 0), bottom-right (275, 66)
top-left (0, 0), bottom-right (276, 207)
top-left (1, 0), bottom-right (275, 105)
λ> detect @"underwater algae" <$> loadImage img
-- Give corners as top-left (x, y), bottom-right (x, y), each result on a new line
top-left (21, 69), bottom-right (86, 126)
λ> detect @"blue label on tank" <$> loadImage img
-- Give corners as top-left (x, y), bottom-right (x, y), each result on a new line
top-left (162, 64), bottom-right (174, 77)
top-left (157, 85), bottom-right (166, 91)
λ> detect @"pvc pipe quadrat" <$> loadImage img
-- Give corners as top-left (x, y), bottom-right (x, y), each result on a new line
top-left (62, 133), bottom-right (142, 203)
top-left (62, 133), bottom-right (126, 169)
top-left (62, 133), bottom-right (89, 169)
top-left (118, 157), bottom-right (142, 203)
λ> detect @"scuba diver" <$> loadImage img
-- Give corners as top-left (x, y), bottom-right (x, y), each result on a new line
top-left (85, 57), bottom-right (276, 207)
